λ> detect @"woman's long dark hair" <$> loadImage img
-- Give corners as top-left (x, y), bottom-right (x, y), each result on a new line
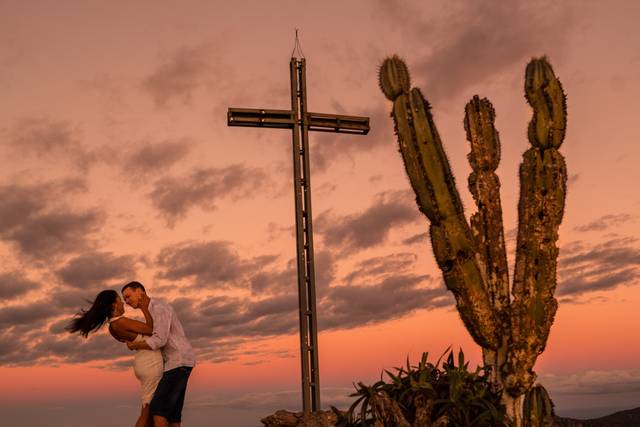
top-left (66, 290), bottom-right (118, 338)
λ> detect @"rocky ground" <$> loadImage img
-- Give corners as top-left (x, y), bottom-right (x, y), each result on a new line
top-left (261, 407), bottom-right (640, 427)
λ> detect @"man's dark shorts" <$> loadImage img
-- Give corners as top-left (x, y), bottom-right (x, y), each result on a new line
top-left (150, 366), bottom-right (193, 423)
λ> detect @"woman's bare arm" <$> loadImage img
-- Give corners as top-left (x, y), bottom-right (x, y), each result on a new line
top-left (109, 323), bottom-right (135, 342)
top-left (111, 317), bottom-right (153, 336)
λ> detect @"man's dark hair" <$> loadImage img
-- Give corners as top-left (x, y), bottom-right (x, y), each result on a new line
top-left (122, 281), bottom-right (146, 293)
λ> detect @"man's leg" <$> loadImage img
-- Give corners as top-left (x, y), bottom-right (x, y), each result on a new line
top-left (166, 367), bottom-right (192, 427)
top-left (151, 367), bottom-right (192, 427)
top-left (150, 370), bottom-right (178, 427)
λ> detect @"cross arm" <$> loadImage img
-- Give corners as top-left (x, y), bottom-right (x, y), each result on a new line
top-left (228, 108), bottom-right (295, 129)
top-left (306, 112), bottom-right (369, 135)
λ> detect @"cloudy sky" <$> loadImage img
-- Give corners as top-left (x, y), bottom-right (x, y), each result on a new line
top-left (1, 1), bottom-right (639, 426)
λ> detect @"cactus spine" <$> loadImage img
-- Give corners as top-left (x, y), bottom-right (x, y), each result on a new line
top-left (379, 55), bottom-right (567, 427)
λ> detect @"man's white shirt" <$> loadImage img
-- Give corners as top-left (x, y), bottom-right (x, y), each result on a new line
top-left (144, 298), bottom-right (196, 372)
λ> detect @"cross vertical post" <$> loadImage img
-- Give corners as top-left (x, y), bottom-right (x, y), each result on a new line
top-left (227, 55), bottom-right (369, 413)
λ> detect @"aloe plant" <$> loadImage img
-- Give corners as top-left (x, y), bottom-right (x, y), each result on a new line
top-left (378, 55), bottom-right (567, 427)
top-left (338, 348), bottom-right (510, 426)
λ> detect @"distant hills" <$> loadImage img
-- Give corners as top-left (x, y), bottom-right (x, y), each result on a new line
top-left (554, 407), bottom-right (640, 427)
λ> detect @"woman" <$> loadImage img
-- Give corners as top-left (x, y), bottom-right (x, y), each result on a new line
top-left (67, 290), bottom-right (164, 427)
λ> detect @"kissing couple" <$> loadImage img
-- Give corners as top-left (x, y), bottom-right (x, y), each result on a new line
top-left (67, 281), bottom-right (196, 427)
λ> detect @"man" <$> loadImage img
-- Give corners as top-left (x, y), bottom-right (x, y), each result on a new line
top-left (122, 281), bottom-right (196, 427)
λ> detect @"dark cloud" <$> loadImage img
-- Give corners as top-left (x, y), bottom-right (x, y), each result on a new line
top-left (402, 232), bottom-right (428, 246)
top-left (123, 138), bottom-right (193, 182)
top-left (50, 286), bottom-right (99, 311)
top-left (0, 180), bottom-right (104, 263)
top-left (0, 332), bottom-right (20, 359)
top-left (6, 210), bottom-right (105, 263)
top-left (343, 252), bottom-right (420, 284)
top-left (319, 274), bottom-right (451, 330)
top-left (540, 368), bottom-right (640, 397)
top-left (32, 333), bottom-right (129, 365)
top-left (0, 180), bottom-right (75, 231)
top-left (374, 1), bottom-right (577, 105)
top-left (0, 272), bottom-right (41, 300)
top-left (0, 328), bottom-right (129, 367)
top-left (8, 117), bottom-right (98, 171)
top-left (266, 222), bottom-right (295, 242)
top-left (314, 250), bottom-right (337, 289)
top-left (0, 287), bottom-right (132, 366)
top-left (316, 190), bottom-right (421, 253)
top-left (557, 295), bottom-right (609, 306)
top-left (0, 302), bottom-right (59, 330)
top-left (159, 249), bottom-right (449, 357)
top-left (249, 258), bottom-right (296, 294)
top-left (169, 294), bottom-right (298, 344)
top-left (156, 240), bottom-right (277, 289)
top-left (249, 250), bottom-right (335, 295)
top-left (573, 213), bottom-right (636, 233)
top-left (310, 105), bottom-right (392, 173)
top-left (143, 44), bottom-right (226, 108)
top-left (171, 272), bottom-right (449, 347)
top-left (557, 237), bottom-right (640, 297)
top-left (148, 164), bottom-right (269, 227)
top-left (55, 251), bottom-right (138, 289)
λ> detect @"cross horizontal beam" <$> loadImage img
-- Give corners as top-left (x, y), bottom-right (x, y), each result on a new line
top-left (228, 108), bottom-right (369, 134)
top-left (307, 112), bottom-right (369, 135)
top-left (227, 108), bottom-right (295, 129)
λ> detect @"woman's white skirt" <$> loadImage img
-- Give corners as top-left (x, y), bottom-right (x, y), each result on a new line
top-left (132, 335), bottom-right (164, 406)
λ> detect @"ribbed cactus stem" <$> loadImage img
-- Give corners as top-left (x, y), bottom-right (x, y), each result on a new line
top-left (525, 57), bottom-right (567, 149)
top-left (507, 57), bottom-right (567, 396)
top-left (379, 55), bottom-right (411, 100)
top-left (379, 56), bottom-right (500, 350)
top-left (523, 385), bottom-right (555, 427)
top-left (464, 96), bottom-right (511, 319)
top-left (464, 96), bottom-right (512, 385)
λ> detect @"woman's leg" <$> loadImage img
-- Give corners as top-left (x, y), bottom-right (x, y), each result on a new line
top-left (134, 403), bottom-right (151, 427)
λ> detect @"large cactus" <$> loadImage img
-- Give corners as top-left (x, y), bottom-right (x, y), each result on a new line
top-left (379, 55), bottom-right (567, 427)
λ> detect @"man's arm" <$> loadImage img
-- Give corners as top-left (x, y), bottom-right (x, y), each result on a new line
top-left (144, 301), bottom-right (172, 351)
top-left (127, 339), bottom-right (152, 351)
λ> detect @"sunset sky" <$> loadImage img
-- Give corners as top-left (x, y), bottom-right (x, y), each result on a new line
top-left (1, 1), bottom-right (639, 426)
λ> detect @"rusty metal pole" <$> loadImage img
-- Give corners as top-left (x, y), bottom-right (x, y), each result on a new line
top-left (297, 58), bottom-right (321, 412)
top-left (289, 57), bottom-right (314, 413)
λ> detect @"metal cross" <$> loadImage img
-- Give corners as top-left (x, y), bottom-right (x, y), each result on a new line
top-left (227, 56), bottom-right (369, 413)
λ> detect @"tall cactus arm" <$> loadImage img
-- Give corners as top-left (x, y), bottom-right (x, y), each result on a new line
top-left (464, 96), bottom-right (511, 327)
top-left (507, 58), bottom-right (568, 396)
top-left (380, 56), bottom-right (500, 350)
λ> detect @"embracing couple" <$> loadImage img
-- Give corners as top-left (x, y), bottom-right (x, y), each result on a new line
top-left (67, 281), bottom-right (196, 427)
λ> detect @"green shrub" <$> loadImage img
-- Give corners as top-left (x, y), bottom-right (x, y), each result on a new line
top-left (334, 347), bottom-right (511, 426)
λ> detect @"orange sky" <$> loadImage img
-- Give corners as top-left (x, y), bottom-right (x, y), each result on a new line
top-left (0, 1), bottom-right (639, 426)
